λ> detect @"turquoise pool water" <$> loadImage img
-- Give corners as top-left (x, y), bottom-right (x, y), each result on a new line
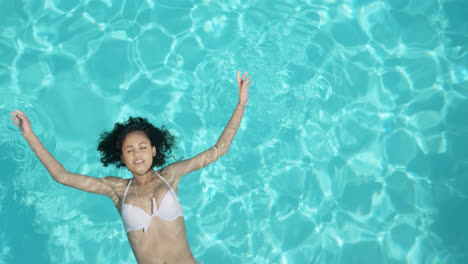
top-left (1, 0), bottom-right (467, 263)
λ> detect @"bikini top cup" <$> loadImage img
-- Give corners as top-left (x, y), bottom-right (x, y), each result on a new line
top-left (121, 172), bottom-right (184, 233)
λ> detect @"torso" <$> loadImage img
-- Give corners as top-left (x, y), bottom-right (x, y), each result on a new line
top-left (113, 171), bottom-right (197, 264)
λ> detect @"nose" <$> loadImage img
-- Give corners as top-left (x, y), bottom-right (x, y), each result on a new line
top-left (133, 148), bottom-right (142, 157)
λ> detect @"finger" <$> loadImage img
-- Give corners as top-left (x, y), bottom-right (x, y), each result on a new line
top-left (15, 110), bottom-right (28, 120)
top-left (244, 81), bottom-right (252, 89)
top-left (10, 112), bottom-right (20, 120)
top-left (241, 77), bottom-right (251, 88)
top-left (242, 71), bottom-right (248, 80)
top-left (10, 116), bottom-right (20, 126)
top-left (15, 110), bottom-right (30, 122)
top-left (237, 71), bottom-right (240, 83)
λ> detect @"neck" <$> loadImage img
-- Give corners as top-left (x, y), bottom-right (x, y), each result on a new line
top-left (132, 170), bottom-right (157, 186)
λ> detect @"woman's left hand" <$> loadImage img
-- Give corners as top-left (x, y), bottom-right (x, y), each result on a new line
top-left (237, 71), bottom-right (252, 106)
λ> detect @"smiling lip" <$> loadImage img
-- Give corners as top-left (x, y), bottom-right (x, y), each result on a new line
top-left (134, 159), bottom-right (144, 165)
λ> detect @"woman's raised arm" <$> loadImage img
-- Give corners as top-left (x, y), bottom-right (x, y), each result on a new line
top-left (162, 71), bottom-right (252, 182)
top-left (10, 110), bottom-right (122, 201)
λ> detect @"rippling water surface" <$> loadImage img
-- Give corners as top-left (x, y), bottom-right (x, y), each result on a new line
top-left (1, 0), bottom-right (467, 263)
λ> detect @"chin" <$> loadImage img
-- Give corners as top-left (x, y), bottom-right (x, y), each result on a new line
top-left (137, 167), bottom-right (153, 175)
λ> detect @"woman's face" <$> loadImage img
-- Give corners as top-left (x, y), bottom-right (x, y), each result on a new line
top-left (120, 131), bottom-right (156, 175)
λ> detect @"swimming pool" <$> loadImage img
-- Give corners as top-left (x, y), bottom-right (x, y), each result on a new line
top-left (1, 0), bottom-right (467, 263)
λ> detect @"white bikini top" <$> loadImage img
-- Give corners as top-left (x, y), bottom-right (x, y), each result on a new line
top-left (121, 172), bottom-right (184, 233)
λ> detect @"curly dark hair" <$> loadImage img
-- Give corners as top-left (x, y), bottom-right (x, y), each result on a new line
top-left (97, 117), bottom-right (176, 168)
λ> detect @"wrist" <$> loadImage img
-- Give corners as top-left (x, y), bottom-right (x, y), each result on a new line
top-left (23, 131), bottom-right (37, 142)
top-left (238, 101), bottom-right (247, 107)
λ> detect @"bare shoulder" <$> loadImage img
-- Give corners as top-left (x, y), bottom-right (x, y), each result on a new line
top-left (102, 176), bottom-right (130, 199)
top-left (158, 167), bottom-right (177, 185)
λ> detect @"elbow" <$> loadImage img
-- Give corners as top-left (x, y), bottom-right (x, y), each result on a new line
top-left (214, 144), bottom-right (229, 158)
top-left (54, 176), bottom-right (66, 185)
top-left (53, 172), bottom-right (69, 186)
top-left (219, 147), bottom-right (229, 157)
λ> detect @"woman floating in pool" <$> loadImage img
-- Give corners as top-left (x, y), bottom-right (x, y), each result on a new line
top-left (11, 71), bottom-right (252, 264)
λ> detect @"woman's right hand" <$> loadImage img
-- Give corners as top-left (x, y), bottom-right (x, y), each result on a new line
top-left (10, 110), bottom-right (122, 199)
top-left (11, 110), bottom-right (33, 137)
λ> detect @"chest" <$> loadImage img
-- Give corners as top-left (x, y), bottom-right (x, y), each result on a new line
top-left (121, 184), bottom-right (184, 232)
top-left (127, 184), bottom-right (172, 211)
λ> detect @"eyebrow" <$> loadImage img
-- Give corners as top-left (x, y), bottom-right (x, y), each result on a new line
top-left (124, 142), bottom-right (149, 149)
